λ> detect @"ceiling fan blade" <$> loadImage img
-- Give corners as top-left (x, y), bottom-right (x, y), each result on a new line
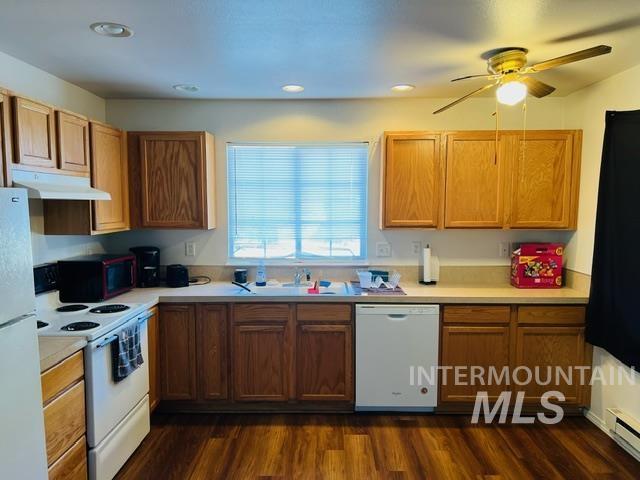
top-left (451, 74), bottom-right (495, 82)
top-left (433, 83), bottom-right (496, 114)
top-left (525, 45), bottom-right (612, 73)
top-left (521, 77), bottom-right (556, 98)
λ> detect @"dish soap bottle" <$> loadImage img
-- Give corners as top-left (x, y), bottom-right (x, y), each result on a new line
top-left (255, 261), bottom-right (267, 287)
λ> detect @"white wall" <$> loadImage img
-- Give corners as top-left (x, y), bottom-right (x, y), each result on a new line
top-left (564, 64), bottom-right (640, 426)
top-left (0, 50), bottom-right (108, 264)
top-left (105, 96), bottom-right (571, 266)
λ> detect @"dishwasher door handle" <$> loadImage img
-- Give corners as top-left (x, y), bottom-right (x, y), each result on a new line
top-left (387, 314), bottom-right (409, 320)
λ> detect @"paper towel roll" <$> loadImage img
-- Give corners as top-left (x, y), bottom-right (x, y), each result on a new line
top-left (423, 246), bottom-right (432, 283)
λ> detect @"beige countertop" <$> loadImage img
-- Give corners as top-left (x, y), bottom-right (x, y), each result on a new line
top-left (115, 281), bottom-right (589, 307)
top-left (38, 336), bottom-right (86, 373)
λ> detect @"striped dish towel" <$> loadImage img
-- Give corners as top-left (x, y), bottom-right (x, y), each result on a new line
top-left (111, 323), bottom-right (144, 382)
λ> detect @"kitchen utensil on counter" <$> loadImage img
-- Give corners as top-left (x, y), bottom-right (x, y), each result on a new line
top-left (357, 270), bottom-right (373, 288)
top-left (234, 269), bottom-right (248, 284)
top-left (166, 264), bottom-right (189, 288)
top-left (130, 246), bottom-right (160, 288)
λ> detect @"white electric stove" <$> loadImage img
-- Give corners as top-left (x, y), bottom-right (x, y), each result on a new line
top-left (36, 290), bottom-right (151, 480)
top-left (35, 291), bottom-right (146, 341)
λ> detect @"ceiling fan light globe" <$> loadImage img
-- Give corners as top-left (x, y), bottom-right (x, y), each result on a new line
top-left (496, 81), bottom-right (527, 105)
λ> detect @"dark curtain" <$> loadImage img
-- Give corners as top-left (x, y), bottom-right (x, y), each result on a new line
top-left (586, 110), bottom-right (640, 369)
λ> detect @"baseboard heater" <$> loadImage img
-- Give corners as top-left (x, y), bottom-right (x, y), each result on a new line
top-left (605, 408), bottom-right (640, 457)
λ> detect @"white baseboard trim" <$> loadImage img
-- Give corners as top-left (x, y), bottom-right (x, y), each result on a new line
top-left (584, 409), bottom-right (640, 462)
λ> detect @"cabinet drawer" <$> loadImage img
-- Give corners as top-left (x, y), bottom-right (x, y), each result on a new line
top-left (443, 306), bottom-right (511, 324)
top-left (517, 306), bottom-right (585, 325)
top-left (44, 380), bottom-right (86, 466)
top-left (47, 435), bottom-right (87, 480)
top-left (233, 303), bottom-right (291, 323)
top-left (296, 304), bottom-right (352, 323)
top-left (41, 351), bottom-right (84, 405)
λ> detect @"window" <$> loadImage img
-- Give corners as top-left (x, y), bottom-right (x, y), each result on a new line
top-left (227, 143), bottom-right (368, 260)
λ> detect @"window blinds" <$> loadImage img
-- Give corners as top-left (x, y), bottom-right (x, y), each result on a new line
top-left (227, 143), bottom-right (368, 260)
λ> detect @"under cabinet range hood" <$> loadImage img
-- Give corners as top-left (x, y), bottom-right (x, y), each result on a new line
top-left (12, 170), bottom-right (111, 201)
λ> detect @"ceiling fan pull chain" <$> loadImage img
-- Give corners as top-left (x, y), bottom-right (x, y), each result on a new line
top-left (494, 97), bottom-right (499, 165)
top-left (521, 99), bottom-right (528, 164)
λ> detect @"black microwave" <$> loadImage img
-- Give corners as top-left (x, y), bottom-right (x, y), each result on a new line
top-left (57, 254), bottom-right (136, 303)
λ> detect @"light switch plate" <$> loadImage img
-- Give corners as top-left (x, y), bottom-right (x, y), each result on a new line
top-left (376, 242), bottom-right (391, 257)
top-left (185, 242), bottom-right (196, 257)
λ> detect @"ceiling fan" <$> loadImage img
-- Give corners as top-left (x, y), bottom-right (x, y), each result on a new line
top-left (433, 45), bottom-right (612, 114)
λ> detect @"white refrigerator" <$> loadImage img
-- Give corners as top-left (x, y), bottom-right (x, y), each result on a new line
top-left (0, 188), bottom-right (48, 479)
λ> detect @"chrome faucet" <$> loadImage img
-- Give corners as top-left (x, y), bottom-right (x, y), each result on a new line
top-left (294, 268), bottom-right (311, 286)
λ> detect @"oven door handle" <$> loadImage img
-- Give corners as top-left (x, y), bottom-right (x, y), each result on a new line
top-left (96, 334), bottom-right (119, 349)
top-left (137, 312), bottom-right (153, 325)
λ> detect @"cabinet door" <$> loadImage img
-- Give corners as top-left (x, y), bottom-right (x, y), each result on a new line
top-left (12, 96), bottom-right (57, 169)
top-left (56, 111), bottom-right (90, 175)
top-left (233, 324), bottom-right (291, 401)
top-left (444, 132), bottom-right (506, 228)
top-left (90, 123), bottom-right (129, 232)
top-left (0, 90), bottom-right (12, 186)
top-left (139, 133), bottom-right (206, 228)
top-left (159, 305), bottom-right (197, 401)
top-left (197, 304), bottom-right (228, 400)
top-left (147, 307), bottom-right (160, 412)
top-left (515, 326), bottom-right (586, 405)
top-left (297, 324), bottom-right (353, 401)
top-left (440, 326), bottom-right (510, 403)
top-left (507, 131), bottom-right (580, 228)
top-left (383, 132), bottom-right (443, 227)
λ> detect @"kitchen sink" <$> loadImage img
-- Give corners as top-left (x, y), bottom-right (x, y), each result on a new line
top-left (235, 282), bottom-right (352, 296)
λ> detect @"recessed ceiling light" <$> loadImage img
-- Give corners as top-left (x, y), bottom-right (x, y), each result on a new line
top-left (282, 84), bottom-right (304, 93)
top-left (391, 84), bottom-right (415, 92)
top-left (173, 84), bottom-right (200, 93)
top-left (90, 22), bottom-right (133, 38)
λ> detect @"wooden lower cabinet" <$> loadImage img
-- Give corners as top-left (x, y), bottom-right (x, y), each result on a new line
top-left (197, 304), bottom-right (228, 400)
top-left (297, 324), bottom-right (353, 401)
top-left (159, 304), bottom-right (197, 400)
top-left (47, 436), bottom-right (87, 480)
top-left (147, 307), bottom-right (160, 411)
top-left (515, 326), bottom-right (587, 405)
top-left (40, 351), bottom-right (87, 479)
top-left (440, 305), bottom-right (591, 409)
top-left (233, 323), bottom-right (291, 401)
top-left (157, 302), bottom-right (353, 410)
top-left (440, 325), bottom-right (511, 402)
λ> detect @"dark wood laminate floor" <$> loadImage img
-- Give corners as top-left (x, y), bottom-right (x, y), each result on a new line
top-left (116, 414), bottom-right (638, 480)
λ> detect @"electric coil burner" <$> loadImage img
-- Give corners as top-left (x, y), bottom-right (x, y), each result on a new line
top-left (61, 321), bottom-right (100, 331)
top-left (89, 304), bottom-right (130, 314)
top-left (37, 321), bottom-right (49, 329)
top-left (56, 304), bottom-right (89, 313)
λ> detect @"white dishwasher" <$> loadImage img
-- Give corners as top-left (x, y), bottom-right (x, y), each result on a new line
top-left (356, 304), bottom-right (439, 411)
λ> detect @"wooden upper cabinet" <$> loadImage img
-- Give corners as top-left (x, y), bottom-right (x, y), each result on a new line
top-left (444, 132), bottom-right (506, 228)
top-left (12, 96), bottom-right (57, 169)
top-left (90, 122), bottom-right (130, 232)
top-left (506, 130), bottom-right (581, 229)
top-left (56, 110), bottom-right (90, 175)
top-left (383, 132), bottom-right (443, 228)
top-left (130, 131), bottom-right (215, 229)
top-left (0, 90), bottom-right (12, 186)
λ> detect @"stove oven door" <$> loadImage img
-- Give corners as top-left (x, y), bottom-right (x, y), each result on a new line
top-left (85, 311), bottom-right (150, 448)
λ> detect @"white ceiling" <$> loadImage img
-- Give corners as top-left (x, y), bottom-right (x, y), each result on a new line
top-left (1, 0), bottom-right (640, 99)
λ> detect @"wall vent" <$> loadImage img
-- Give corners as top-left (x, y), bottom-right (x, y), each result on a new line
top-left (605, 408), bottom-right (640, 459)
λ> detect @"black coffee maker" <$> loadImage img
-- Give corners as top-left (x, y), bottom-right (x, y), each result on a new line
top-left (129, 246), bottom-right (160, 288)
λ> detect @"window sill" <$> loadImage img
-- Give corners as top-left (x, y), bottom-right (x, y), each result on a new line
top-left (226, 258), bottom-right (371, 267)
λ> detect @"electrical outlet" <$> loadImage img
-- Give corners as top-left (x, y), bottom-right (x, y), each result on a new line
top-left (185, 242), bottom-right (196, 257)
top-left (376, 242), bottom-right (391, 257)
top-left (411, 241), bottom-right (422, 255)
top-left (498, 242), bottom-right (511, 258)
